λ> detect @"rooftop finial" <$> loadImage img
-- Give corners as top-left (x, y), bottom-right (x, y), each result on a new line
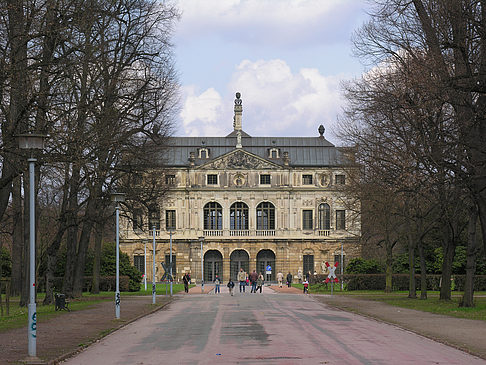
top-left (233, 92), bottom-right (242, 131)
top-left (318, 125), bottom-right (325, 137)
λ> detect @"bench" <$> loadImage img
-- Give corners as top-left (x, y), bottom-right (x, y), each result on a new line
top-left (55, 293), bottom-right (70, 311)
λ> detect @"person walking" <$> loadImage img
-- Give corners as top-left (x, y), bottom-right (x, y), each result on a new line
top-left (256, 272), bottom-right (264, 293)
top-left (303, 278), bottom-right (309, 294)
top-left (277, 271), bottom-right (284, 288)
top-left (286, 272), bottom-right (293, 288)
top-left (214, 275), bottom-right (221, 294)
top-left (249, 270), bottom-right (258, 293)
top-left (227, 279), bottom-right (235, 296)
top-left (182, 272), bottom-right (190, 293)
top-left (237, 268), bottom-right (247, 293)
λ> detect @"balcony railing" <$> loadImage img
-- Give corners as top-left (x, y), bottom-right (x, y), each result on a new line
top-left (230, 230), bottom-right (250, 236)
top-left (318, 230), bottom-right (330, 236)
top-left (255, 230), bottom-right (275, 236)
top-left (204, 230), bottom-right (223, 236)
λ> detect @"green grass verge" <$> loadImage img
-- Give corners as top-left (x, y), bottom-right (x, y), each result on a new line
top-left (0, 283), bottom-right (189, 332)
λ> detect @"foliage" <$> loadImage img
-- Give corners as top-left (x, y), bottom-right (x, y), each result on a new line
top-left (99, 243), bottom-right (142, 292)
top-left (0, 247), bottom-right (11, 278)
top-left (345, 258), bottom-right (384, 274)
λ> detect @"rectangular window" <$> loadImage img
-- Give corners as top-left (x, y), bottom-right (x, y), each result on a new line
top-left (336, 210), bottom-right (346, 230)
top-left (133, 209), bottom-right (143, 230)
top-left (166, 210), bottom-right (176, 230)
top-left (165, 174), bottom-right (176, 185)
top-left (260, 174), bottom-right (271, 185)
top-left (164, 254), bottom-right (176, 279)
top-left (335, 174), bottom-right (346, 185)
top-left (302, 174), bottom-right (313, 185)
top-left (148, 206), bottom-right (160, 230)
top-left (133, 255), bottom-right (144, 274)
top-left (207, 174), bottom-right (218, 185)
top-left (334, 254), bottom-right (345, 269)
top-left (302, 210), bottom-right (313, 230)
top-left (303, 255), bottom-right (314, 276)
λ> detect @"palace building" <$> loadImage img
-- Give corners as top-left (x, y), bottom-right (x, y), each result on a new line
top-left (120, 93), bottom-right (361, 283)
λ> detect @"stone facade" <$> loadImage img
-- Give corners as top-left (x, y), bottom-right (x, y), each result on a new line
top-left (119, 93), bottom-right (361, 283)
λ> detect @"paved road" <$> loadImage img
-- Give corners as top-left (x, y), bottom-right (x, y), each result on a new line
top-left (63, 286), bottom-right (486, 365)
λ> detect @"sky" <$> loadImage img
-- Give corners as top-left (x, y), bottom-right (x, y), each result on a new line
top-left (172, 0), bottom-right (371, 142)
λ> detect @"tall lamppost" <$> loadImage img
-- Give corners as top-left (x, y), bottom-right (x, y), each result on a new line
top-left (111, 192), bottom-right (125, 319)
top-left (198, 236), bottom-right (205, 293)
top-left (169, 229), bottom-right (173, 296)
top-left (144, 240), bottom-right (147, 291)
top-left (150, 217), bottom-right (158, 304)
top-left (18, 133), bottom-right (46, 360)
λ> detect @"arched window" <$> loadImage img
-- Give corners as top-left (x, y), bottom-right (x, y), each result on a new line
top-left (318, 203), bottom-right (330, 230)
top-left (256, 202), bottom-right (275, 230)
top-left (230, 202), bottom-right (249, 230)
top-left (203, 202), bottom-right (222, 230)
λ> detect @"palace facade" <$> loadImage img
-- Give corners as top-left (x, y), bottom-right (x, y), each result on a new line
top-left (120, 93), bottom-right (361, 283)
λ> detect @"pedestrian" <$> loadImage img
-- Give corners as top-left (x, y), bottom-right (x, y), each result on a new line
top-left (303, 278), bottom-right (309, 294)
top-left (306, 271), bottom-right (311, 281)
top-left (214, 275), bottom-right (221, 294)
top-left (237, 268), bottom-right (247, 293)
top-left (182, 272), bottom-right (190, 293)
top-left (256, 272), bottom-right (264, 293)
top-left (249, 270), bottom-right (258, 293)
top-left (227, 279), bottom-right (235, 296)
top-left (277, 271), bottom-right (284, 288)
top-left (286, 272), bottom-right (292, 288)
top-left (297, 269), bottom-right (303, 283)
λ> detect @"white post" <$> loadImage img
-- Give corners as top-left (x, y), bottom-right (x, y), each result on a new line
top-left (170, 230), bottom-right (173, 296)
top-left (341, 243), bottom-right (344, 291)
top-left (27, 158), bottom-right (37, 357)
top-left (199, 237), bottom-right (204, 293)
top-left (152, 225), bottom-right (156, 304)
top-left (144, 240), bottom-right (147, 291)
top-left (115, 203), bottom-right (120, 319)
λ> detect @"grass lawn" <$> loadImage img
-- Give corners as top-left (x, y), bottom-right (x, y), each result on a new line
top-left (297, 283), bottom-right (486, 321)
top-left (0, 282), bottom-right (190, 332)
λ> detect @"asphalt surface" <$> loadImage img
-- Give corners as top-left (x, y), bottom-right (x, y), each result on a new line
top-left (62, 286), bottom-right (486, 365)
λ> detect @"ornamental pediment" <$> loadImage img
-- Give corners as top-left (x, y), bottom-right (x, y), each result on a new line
top-left (198, 149), bottom-right (282, 170)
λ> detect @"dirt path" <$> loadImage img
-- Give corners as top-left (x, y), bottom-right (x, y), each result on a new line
top-left (0, 296), bottom-right (173, 364)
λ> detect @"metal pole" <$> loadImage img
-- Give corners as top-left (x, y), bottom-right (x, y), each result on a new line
top-left (144, 240), bottom-right (147, 291)
top-left (115, 203), bottom-right (120, 319)
top-left (341, 243), bottom-right (344, 291)
top-left (170, 230), bottom-right (173, 296)
top-left (27, 158), bottom-right (37, 357)
top-left (152, 225), bottom-right (156, 304)
top-left (200, 239), bottom-right (204, 293)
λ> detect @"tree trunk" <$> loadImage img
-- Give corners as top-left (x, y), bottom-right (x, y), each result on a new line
top-left (11, 176), bottom-right (23, 296)
top-left (439, 228), bottom-right (455, 301)
top-left (417, 237), bottom-right (427, 300)
top-left (91, 221), bottom-right (104, 294)
top-left (385, 241), bottom-right (393, 293)
top-left (408, 231), bottom-right (416, 299)
top-left (460, 207), bottom-right (478, 307)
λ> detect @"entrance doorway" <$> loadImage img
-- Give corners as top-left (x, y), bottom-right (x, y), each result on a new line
top-left (204, 250), bottom-right (223, 282)
top-left (230, 250), bottom-right (249, 280)
top-left (257, 249), bottom-right (275, 281)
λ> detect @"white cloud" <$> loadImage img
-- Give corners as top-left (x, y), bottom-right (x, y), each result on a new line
top-left (179, 59), bottom-right (348, 137)
top-left (176, 0), bottom-right (362, 46)
top-left (179, 86), bottom-right (227, 136)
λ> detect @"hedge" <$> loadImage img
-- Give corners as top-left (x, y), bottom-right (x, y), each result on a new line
top-left (309, 274), bottom-right (486, 291)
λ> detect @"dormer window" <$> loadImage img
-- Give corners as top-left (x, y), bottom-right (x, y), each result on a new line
top-left (269, 148), bottom-right (279, 159)
top-left (199, 148), bottom-right (209, 159)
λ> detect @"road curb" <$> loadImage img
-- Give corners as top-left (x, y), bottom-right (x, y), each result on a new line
top-left (48, 298), bottom-right (175, 365)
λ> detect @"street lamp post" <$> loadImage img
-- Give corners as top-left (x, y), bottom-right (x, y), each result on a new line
top-left (150, 218), bottom-right (158, 304)
top-left (198, 236), bottom-right (205, 293)
top-left (111, 192), bottom-right (125, 319)
top-left (169, 229), bottom-right (173, 296)
top-left (18, 133), bottom-right (46, 360)
top-left (144, 240), bottom-right (147, 291)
